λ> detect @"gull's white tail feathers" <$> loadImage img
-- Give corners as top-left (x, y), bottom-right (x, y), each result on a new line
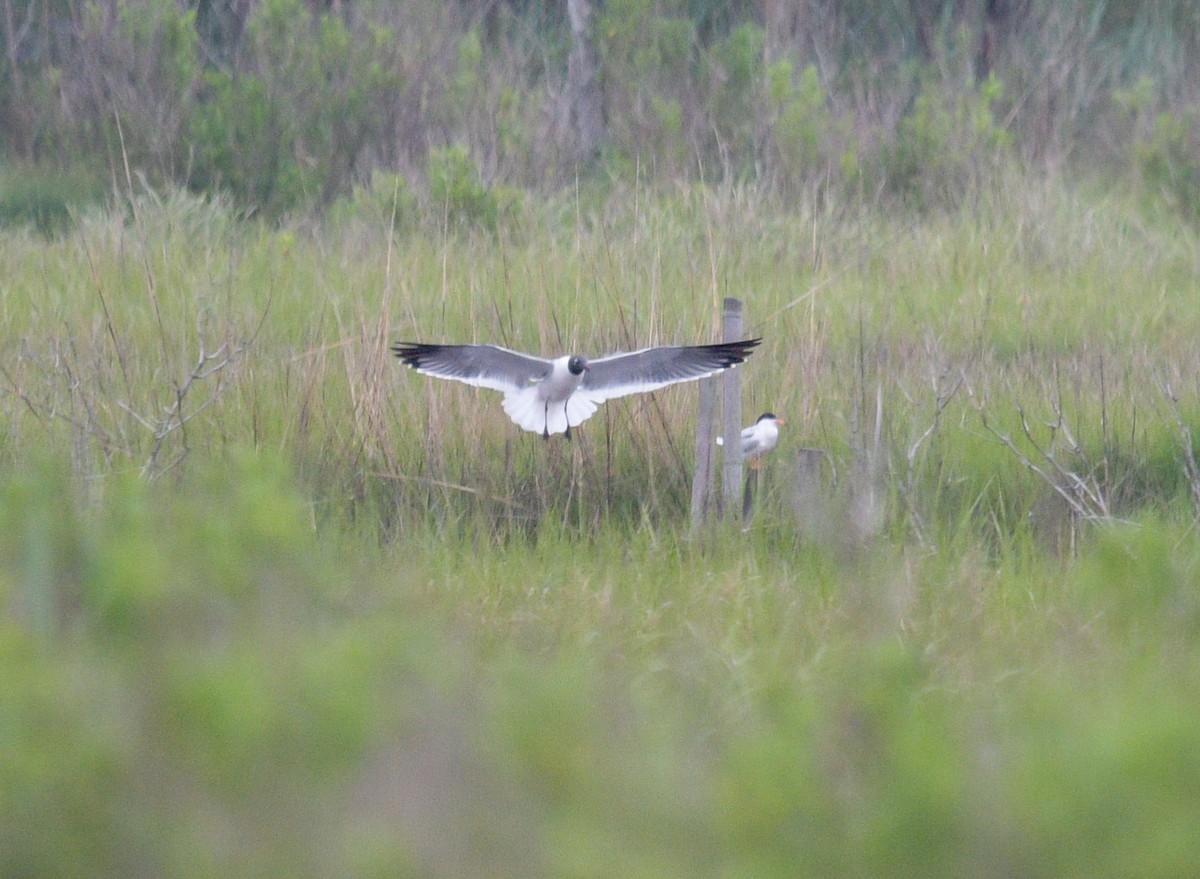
top-left (502, 387), bottom-right (600, 436)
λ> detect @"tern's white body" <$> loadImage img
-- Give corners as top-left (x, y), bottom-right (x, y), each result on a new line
top-left (741, 415), bottom-right (782, 459)
top-left (719, 412), bottom-right (785, 467)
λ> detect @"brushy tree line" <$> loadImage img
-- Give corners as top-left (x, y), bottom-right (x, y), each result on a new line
top-left (1, 0), bottom-right (1199, 223)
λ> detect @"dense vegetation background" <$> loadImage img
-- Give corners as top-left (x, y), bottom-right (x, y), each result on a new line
top-left (4, 2), bottom-right (1200, 877)
top-left (1, 0), bottom-right (1199, 221)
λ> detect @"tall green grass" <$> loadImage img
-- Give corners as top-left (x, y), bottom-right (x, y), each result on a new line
top-left (7, 175), bottom-right (1198, 535)
top-left (3, 178), bottom-right (1200, 875)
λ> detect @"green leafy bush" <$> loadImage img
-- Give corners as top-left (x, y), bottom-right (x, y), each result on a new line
top-left (707, 21), bottom-right (765, 174)
top-left (598, 0), bottom-right (698, 177)
top-left (187, 71), bottom-right (291, 211)
top-left (878, 73), bottom-right (1013, 210)
top-left (0, 165), bottom-right (108, 234)
top-left (427, 145), bottom-right (506, 231)
top-left (327, 170), bottom-right (416, 231)
top-left (1136, 111), bottom-right (1200, 222)
top-left (0, 454), bottom-right (388, 876)
top-left (186, 0), bottom-right (399, 215)
top-left (765, 61), bottom-right (854, 191)
top-left (71, 0), bottom-right (199, 178)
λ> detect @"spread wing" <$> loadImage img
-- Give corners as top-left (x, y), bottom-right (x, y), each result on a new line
top-left (392, 342), bottom-right (552, 394)
top-left (579, 338), bottom-right (761, 403)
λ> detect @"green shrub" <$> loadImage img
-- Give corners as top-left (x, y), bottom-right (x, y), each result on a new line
top-left (765, 61), bottom-right (850, 191)
top-left (0, 165), bottom-right (108, 234)
top-left (71, 0), bottom-right (200, 179)
top-left (1077, 519), bottom-right (1200, 637)
top-left (996, 675), bottom-right (1200, 879)
top-left (186, 0), bottom-right (400, 215)
top-left (878, 73), bottom-right (1012, 211)
top-left (327, 170), bottom-right (416, 231)
top-left (0, 632), bottom-right (139, 879)
top-left (427, 144), bottom-right (503, 231)
top-left (598, 0), bottom-right (699, 176)
top-left (1136, 111), bottom-right (1200, 222)
top-left (0, 453), bottom-right (392, 876)
top-left (707, 21), bottom-right (765, 173)
top-left (187, 70), bottom-right (293, 211)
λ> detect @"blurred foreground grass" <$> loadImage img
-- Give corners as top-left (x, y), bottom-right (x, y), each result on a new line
top-left (3, 180), bottom-right (1200, 875)
top-left (3, 455), bottom-right (1200, 877)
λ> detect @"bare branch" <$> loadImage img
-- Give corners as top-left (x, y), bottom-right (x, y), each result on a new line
top-left (897, 334), bottom-right (966, 547)
top-left (980, 387), bottom-right (1114, 524)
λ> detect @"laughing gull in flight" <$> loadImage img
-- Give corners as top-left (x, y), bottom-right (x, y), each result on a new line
top-left (393, 338), bottom-right (762, 439)
top-left (718, 412), bottom-right (785, 468)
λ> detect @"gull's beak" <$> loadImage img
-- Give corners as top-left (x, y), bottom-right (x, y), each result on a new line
top-left (775, 417), bottom-right (786, 425)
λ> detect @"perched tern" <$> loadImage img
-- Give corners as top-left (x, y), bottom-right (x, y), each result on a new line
top-left (718, 412), bottom-right (785, 468)
top-left (393, 338), bottom-right (762, 439)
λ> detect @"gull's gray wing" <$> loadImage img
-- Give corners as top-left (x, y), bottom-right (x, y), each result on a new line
top-left (579, 338), bottom-right (761, 402)
top-left (392, 342), bottom-right (552, 393)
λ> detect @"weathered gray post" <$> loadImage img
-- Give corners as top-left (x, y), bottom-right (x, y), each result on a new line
top-left (690, 374), bottom-right (717, 526)
top-left (721, 297), bottom-right (744, 519)
top-left (789, 447), bottom-right (829, 541)
top-left (691, 297), bottom-right (746, 529)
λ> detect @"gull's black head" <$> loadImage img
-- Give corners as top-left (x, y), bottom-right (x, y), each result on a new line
top-left (567, 355), bottom-right (589, 376)
top-left (757, 412), bottom-right (777, 423)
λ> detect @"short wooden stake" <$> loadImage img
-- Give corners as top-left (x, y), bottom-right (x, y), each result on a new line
top-left (742, 467), bottom-right (757, 529)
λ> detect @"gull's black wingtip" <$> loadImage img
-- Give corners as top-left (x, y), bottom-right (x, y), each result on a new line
top-left (391, 341), bottom-right (436, 368)
top-left (712, 336), bottom-right (764, 366)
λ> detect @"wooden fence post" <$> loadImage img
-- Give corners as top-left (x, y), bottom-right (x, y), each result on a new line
top-left (691, 297), bottom-right (747, 530)
top-left (721, 297), bottom-right (744, 519)
top-left (690, 374), bottom-right (717, 527)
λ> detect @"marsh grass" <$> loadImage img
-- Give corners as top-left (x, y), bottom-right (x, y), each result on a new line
top-left (5, 181), bottom-right (1194, 517)
top-left (4, 178), bottom-right (1200, 876)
